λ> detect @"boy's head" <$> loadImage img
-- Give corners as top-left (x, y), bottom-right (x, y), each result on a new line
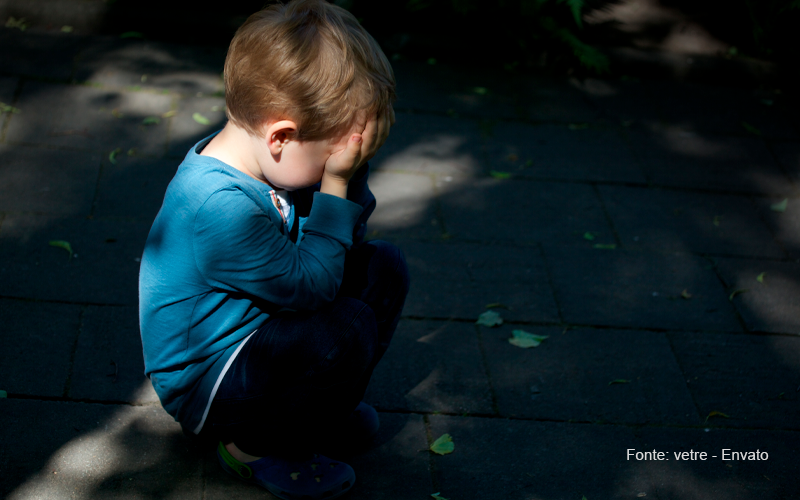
top-left (224, 0), bottom-right (395, 143)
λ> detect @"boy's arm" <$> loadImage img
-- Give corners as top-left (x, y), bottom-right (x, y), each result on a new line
top-left (193, 188), bottom-right (363, 310)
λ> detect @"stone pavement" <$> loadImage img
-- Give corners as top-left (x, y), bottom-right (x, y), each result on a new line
top-left (1, 26), bottom-right (800, 500)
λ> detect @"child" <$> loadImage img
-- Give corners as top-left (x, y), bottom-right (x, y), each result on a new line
top-left (138, 1), bottom-right (408, 498)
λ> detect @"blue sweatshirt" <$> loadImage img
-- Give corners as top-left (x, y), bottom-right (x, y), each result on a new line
top-left (138, 132), bottom-right (375, 433)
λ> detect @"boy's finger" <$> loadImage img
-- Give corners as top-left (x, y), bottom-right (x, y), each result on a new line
top-left (359, 113), bottom-right (380, 156)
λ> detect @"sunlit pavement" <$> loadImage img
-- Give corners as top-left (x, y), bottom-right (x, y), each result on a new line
top-left (1, 26), bottom-right (800, 500)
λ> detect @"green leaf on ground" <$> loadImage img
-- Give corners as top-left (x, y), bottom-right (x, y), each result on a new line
top-left (757, 272), bottom-right (766, 283)
top-left (290, 472), bottom-right (300, 480)
top-left (120, 31), bottom-right (144, 39)
top-left (0, 390), bottom-right (7, 398)
top-left (489, 170), bottom-right (511, 179)
top-left (0, 102), bottom-right (20, 113)
top-left (583, 231), bottom-right (596, 241)
top-left (431, 493), bottom-right (449, 500)
top-left (162, 110), bottom-right (177, 118)
top-left (49, 240), bottom-right (73, 260)
top-left (473, 86), bottom-right (488, 95)
top-left (485, 303), bottom-right (512, 310)
top-left (142, 116), bottom-right (161, 125)
top-left (729, 289), bottom-right (748, 301)
top-left (593, 243), bottom-right (617, 249)
top-left (476, 310), bottom-right (503, 327)
top-left (705, 410), bottom-right (730, 422)
top-left (430, 434), bottom-right (454, 455)
top-left (193, 112), bottom-right (211, 125)
top-left (770, 199), bottom-right (788, 212)
top-left (509, 330), bottom-right (549, 348)
top-left (608, 379), bottom-right (630, 385)
top-left (427, 58), bottom-right (437, 65)
top-left (681, 289), bottom-right (692, 299)
top-left (713, 216), bottom-right (721, 226)
top-left (109, 147), bottom-right (122, 164)
top-left (61, 25), bottom-right (74, 33)
top-left (741, 121), bottom-right (761, 135)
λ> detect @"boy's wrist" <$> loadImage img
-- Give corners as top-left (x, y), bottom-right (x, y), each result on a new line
top-left (320, 172), bottom-right (349, 199)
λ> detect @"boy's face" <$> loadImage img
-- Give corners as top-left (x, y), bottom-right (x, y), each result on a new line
top-left (260, 117), bottom-right (366, 191)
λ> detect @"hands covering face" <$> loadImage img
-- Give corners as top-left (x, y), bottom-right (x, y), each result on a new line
top-left (323, 105), bottom-right (395, 183)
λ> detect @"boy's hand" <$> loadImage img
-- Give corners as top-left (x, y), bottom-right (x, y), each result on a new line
top-left (321, 107), bottom-right (394, 198)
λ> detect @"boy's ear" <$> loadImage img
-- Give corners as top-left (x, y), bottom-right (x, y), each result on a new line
top-left (265, 120), bottom-right (298, 156)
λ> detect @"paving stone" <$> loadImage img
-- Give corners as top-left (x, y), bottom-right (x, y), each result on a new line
top-left (482, 325), bottom-right (697, 424)
top-left (0, 399), bottom-right (201, 500)
top-left (428, 415), bottom-right (649, 500)
top-left (628, 128), bottom-right (794, 195)
top-left (365, 320), bottom-right (494, 414)
top-left (69, 305), bottom-right (157, 404)
top-left (0, 75), bottom-right (17, 102)
top-left (0, 145), bottom-right (101, 216)
top-left (771, 140), bottom-right (800, 183)
top-left (636, 426), bottom-right (800, 499)
top-left (0, 28), bottom-right (86, 80)
top-left (400, 241), bottom-right (560, 322)
top-left (647, 81), bottom-right (797, 139)
top-left (714, 258), bottom-right (800, 334)
top-left (600, 185), bottom-right (784, 258)
top-left (6, 81), bottom-right (172, 155)
top-left (0, 298), bottom-right (81, 397)
top-left (371, 112), bottom-right (484, 176)
top-left (516, 75), bottom-right (600, 123)
top-left (573, 77), bottom-right (662, 126)
top-left (753, 195), bottom-right (800, 259)
top-left (439, 177), bottom-right (617, 246)
top-left (669, 332), bottom-right (800, 430)
top-left (94, 155), bottom-right (178, 220)
top-left (545, 247), bottom-right (742, 331)
top-left (166, 95), bottom-right (226, 157)
top-left (393, 59), bottom-right (523, 120)
top-left (0, 214), bottom-right (149, 305)
top-left (484, 122), bottom-right (646, 183)
top-left (74, 38), bottom-right (225, 94)
top-left (366, 171), bottom-right (441, 240)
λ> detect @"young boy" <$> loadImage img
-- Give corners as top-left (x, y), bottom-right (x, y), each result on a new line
top-left (138, 1), bottom-right (408, 498)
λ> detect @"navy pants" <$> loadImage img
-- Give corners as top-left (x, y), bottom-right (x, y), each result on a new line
top-left (202, 240), bottom-right (409, 457)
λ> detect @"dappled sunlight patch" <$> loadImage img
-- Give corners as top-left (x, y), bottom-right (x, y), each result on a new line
top-left (373, 134), bottom-right (480, 176)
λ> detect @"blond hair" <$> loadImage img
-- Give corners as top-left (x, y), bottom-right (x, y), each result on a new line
top-left (224, 0), bottom-right (395, 142)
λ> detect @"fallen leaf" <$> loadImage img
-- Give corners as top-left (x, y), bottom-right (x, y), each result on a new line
top-left (120, 31), bottom-right (144, 39)
top-left (111, 108), bottom-right (124, 118)
top-left (61, 25), bottom-right (74, 33)
top-left (162, 110), bottom-right (177, 118)
top-left (0, 390), bottom-right (7, 398)
top-left (193, 112), bottom-right (211, 125)
top-left (109, 147), bottom-right (122, 164)
top-left (430, 434), bottom-right (454, 455)
top-left (290, 472), bottom-right (300, 480)
top-left (49, 240), bottom-right (73, 260)
top-left (770, 199), bottom-right (788, 212)
top-left (485, 303), bottom-right (512, 310)
top-left (475, 310), bottom-right (503, 327)
top-left (741, 121), bottom-right (761, 136)
top-left (431, 493), bottom-right (449, 500)
top-left (608, 379), bottom-right (630, 385)
top-left (489, 170), bottom-right (511, 179)
top-left (713, 215), bottom-right (721, 226)
top-left (583, 232), bottom-right (596, 241)
top-left (142, 116), bottom-right (161, 125)
top-left (729, 289), bottom-right (748, 301)
top-left (427, 57), bottom-right (437, 65)
top-left (473, 86), bottom-right (488, 95)
top-left (127, 148), bottom-right (137, 156)
top-left (0, 102), bottom-right (20, 113)
top-left (593, 243), bottom-right (617, 250)
top-left (756, 272), bottom-right (766, 283)
top-left (506, 154), bottom-right (518, 162)
top-left (5, 16), bottom-right (29, 31)
top-left (681, 289), bottom-right (692, 299)
top-left (705, 410), bottom-right (730, 422)
top-left (509, 330), bottom-right (549, 348)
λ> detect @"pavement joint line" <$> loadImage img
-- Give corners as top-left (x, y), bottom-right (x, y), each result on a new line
top-left (62, 304), bottom-right (87, 398)
top-left (592, 182), bottom-right (624, 248)
top-left (375, 408), bottom-right (800, 433)
top-left (1, 392), bottom-right (161, 407)
top-left (537, 242), bottom-right (566, 324)
top-left (473, 322), bottom-right (501, 416)
top-left (421, 414), bottom-right (441, 493)
top-left (400, 314), bottom-right (800, 338)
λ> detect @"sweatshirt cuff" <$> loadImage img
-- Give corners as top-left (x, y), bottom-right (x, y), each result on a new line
top-left (302, 191), bottom-right (364, 247)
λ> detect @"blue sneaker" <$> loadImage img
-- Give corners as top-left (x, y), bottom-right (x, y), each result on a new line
top-left (216, 442), bottom-right (355, 500)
